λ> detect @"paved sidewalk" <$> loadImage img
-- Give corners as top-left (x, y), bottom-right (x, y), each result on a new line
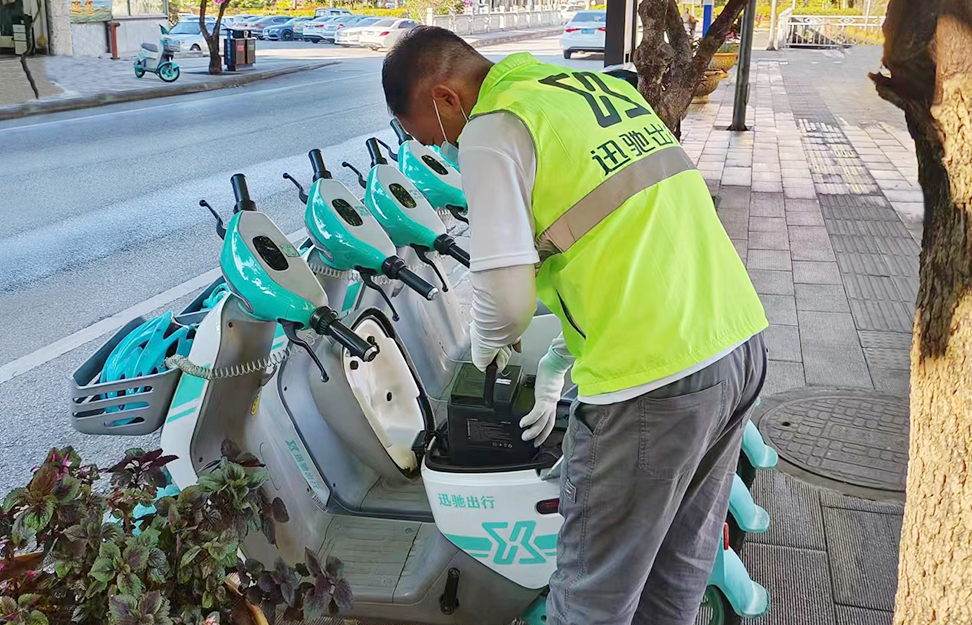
top-left (681, 45), bottom-right (915, 624)
top-left (0, 55), bottom-right (336, 120)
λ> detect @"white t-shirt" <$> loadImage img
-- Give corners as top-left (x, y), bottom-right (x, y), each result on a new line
top-left (459, 112), bottom-right (744, 405)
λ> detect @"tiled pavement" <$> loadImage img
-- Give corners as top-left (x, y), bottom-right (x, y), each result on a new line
top-left (681, 46), bottom-right (914, 625)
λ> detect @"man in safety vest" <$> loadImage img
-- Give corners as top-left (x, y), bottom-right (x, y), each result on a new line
top-left (383, 27), bottom-right (768, 625)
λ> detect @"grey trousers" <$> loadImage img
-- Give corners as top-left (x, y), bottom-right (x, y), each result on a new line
top-left (546, 334), bottom-right (766, 625)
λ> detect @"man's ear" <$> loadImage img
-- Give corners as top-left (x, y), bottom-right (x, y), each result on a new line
top-left (431, 83), bottom-right (462, 111)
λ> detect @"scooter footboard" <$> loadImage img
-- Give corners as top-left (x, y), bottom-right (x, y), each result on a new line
top-left (421, 463), bottom-right (562, 590)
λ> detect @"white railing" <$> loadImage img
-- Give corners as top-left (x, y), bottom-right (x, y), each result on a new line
top-left (778, 12), bottom-right (884, 48)
top-left (427, 8), bottom-right (565, 35)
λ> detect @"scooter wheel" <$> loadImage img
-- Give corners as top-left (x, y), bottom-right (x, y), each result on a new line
top-left (134, 64), bottom-right (145, 78)
top-left (699, 586), bottom-right (731, 625)
top-left (159, 63), bottom-right (180, 83)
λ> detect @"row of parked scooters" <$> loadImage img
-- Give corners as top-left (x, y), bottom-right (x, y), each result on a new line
top-left (71, 120), bottom-right (777, 625)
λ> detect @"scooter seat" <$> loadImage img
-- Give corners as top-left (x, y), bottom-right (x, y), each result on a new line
top-left (141, 42), bottom-right (159, 52)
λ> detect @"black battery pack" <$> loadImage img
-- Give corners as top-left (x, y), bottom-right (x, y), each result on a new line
top-left (446, 362), bottom-right (537, 467)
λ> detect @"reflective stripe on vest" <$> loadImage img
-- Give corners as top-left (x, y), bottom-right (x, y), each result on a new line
top-left (537, 146), bottom-right (696, 259)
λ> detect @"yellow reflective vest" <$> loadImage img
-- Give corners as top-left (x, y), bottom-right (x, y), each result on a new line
top-left (469, 53), bottom-right (767, 396)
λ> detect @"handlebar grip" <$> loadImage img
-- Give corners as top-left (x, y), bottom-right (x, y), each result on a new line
top-left (390, 118), bottom-right (412, 144)
top-left (366, 138), bottom-right (388, 167)
top-left (311, 307), bottom-right (379, 362)
top-left (446, 245), bottom-right (470, 267)
top-left (398, 267), bottom-right (439, 301)
top-left (308, 149), bottom-right (330, 181)
top-left (230, 173), bottom-right (256, 212)
top-left (433, 235), bottom-right (470, 268)
top-left (327, 320), bottom-right (379, 362)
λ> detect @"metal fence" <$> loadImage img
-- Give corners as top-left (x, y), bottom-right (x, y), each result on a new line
top-left (776, 10), bottom-right (884, 49)
top-left (428, 9), bottom-right (565, 35)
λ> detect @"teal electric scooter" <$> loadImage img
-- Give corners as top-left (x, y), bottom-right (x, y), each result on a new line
top-left (283, 149), bottom-right (441, 320)
top-left (389, 119), bottom-right (468, 223)
top-left (342, 138), bottom-right (470, 293)
top-left (197, 173), bottom-right (379, 381)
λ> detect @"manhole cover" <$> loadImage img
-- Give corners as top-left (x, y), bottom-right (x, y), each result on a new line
top-left (759, 390), bottom-right (908, 492)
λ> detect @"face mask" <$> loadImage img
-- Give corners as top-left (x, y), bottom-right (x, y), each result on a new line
top-left (432, 97), bottom-right (467, 167)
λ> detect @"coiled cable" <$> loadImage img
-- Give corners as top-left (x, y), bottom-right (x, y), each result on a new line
top-left (164, 334), bottom-right (316, 380)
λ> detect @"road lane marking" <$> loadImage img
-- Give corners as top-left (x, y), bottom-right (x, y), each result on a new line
top-left (0, 229), bottom-right (305, 385)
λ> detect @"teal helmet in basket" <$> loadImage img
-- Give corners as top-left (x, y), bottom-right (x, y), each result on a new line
top-left (99, 311), bottom-right (194, 411)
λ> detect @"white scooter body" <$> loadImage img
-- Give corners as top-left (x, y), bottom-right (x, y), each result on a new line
top-left (160, 214), bottom-right (567, 623)
top-left (135, 43), bottom-right (167, 73)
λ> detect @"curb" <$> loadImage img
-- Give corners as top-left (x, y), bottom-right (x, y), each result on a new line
top-left (467, 26), bottom-right (563, 48)
top-left (0, 60), bottom-right (337, 122)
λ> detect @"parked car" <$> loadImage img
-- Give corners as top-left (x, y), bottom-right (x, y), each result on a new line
top-left (559, 0), bottom-right (586, 20)
top-left (335, 16), bottom-right (380, 46)
top-left (233, 15), bottom-right (268, 32)
top-left (161, 20), bottom-right (222, 53)
top-left (359, 18), bottom-right (418, 51)
top-left (264, 17), bottom-right (311, 41)
top-left (314, 7), bottom-right (352, 18)
top-left (316, 15), bottom-right (374, 43)
top-left (301, 16), bottom-right (341, 43)
top-left (560, 9), bottom-right (605, 58)
top-left (249, 15), bottom-right (290, 39)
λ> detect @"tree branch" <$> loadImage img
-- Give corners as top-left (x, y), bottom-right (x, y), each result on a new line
top-left (690, 0), bottom-right (747, 79)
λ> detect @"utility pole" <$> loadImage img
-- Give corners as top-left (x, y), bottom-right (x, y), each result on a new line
top-left (729, 0), bottom-right (757, 131)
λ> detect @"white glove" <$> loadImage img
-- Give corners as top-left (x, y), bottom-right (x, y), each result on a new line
top-left (520, 347), bottom-right (571, 447)
top-left (470, 321), bottom-right (512, 372)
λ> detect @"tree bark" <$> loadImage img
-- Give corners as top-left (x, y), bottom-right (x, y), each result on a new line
top-left (870, 1), bottom-right (972, 622)
top-left (200, 0), bottom-right (228, 75)
top-left (633, 0), bottom-right (749, 135)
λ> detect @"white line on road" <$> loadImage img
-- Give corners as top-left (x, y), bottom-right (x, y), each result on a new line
top-left (0, 71), bottom-right (374, 135)
top-left (0, 229), bottom-right (305, 385)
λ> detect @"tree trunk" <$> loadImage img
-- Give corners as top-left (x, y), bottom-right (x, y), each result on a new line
top-left (870, 1), bottom-right (972, 622)
top-left (199, 0), bottom-right (227, 75)
top-left (633, 0), bottom-right (748, 136)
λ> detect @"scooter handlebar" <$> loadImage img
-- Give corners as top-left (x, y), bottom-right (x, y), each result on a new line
top-left (308, 149), bottom-right (330, 181)
top-left (433, 234), bottom-right (470, 268)
top-left (366, 138), bottom-right (388, 167)
top-left (230, 173), bottom-right (256, 212)
top-left (381, 256), bottom-right (438, 301)
top-left (390, 118), bottom-right (411, 144)
top-left (310, 307), bottom-right (379, 362)
top-left (397, 267), bottom-right (439, 301)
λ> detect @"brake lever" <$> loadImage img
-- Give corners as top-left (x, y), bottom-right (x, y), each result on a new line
top-left (374, 138), bottom-right (398, 162)
top-left (341, 162), bottom-right (367, 189)
top-left (199, 200), bottom-right (226, 240)
top-left (413, 247), bottom-right (449, 293)
top-left (445, 205), bottom-right (469, 224)
top-left (282, 173), bottom-right (308, 204)
top-left (358, 269), bottom-right (399, 321)
top-left (282, 322), bottom-right (328, 382)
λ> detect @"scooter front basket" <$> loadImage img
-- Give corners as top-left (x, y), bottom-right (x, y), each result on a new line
top-left (70, 316), bottom-right (183, 436)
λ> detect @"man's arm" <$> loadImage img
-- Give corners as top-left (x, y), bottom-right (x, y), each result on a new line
top-left (460, 112), bottom-right (541, 370)
top-left (470, 265), bottom-right (538, 364)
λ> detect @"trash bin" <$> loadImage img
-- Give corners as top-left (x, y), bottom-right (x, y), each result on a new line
top-left (225, 28), bottom-right (256, 71)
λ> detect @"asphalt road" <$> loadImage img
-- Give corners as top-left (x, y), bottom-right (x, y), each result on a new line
top-left (0, 36), bottom-right (601, 495)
